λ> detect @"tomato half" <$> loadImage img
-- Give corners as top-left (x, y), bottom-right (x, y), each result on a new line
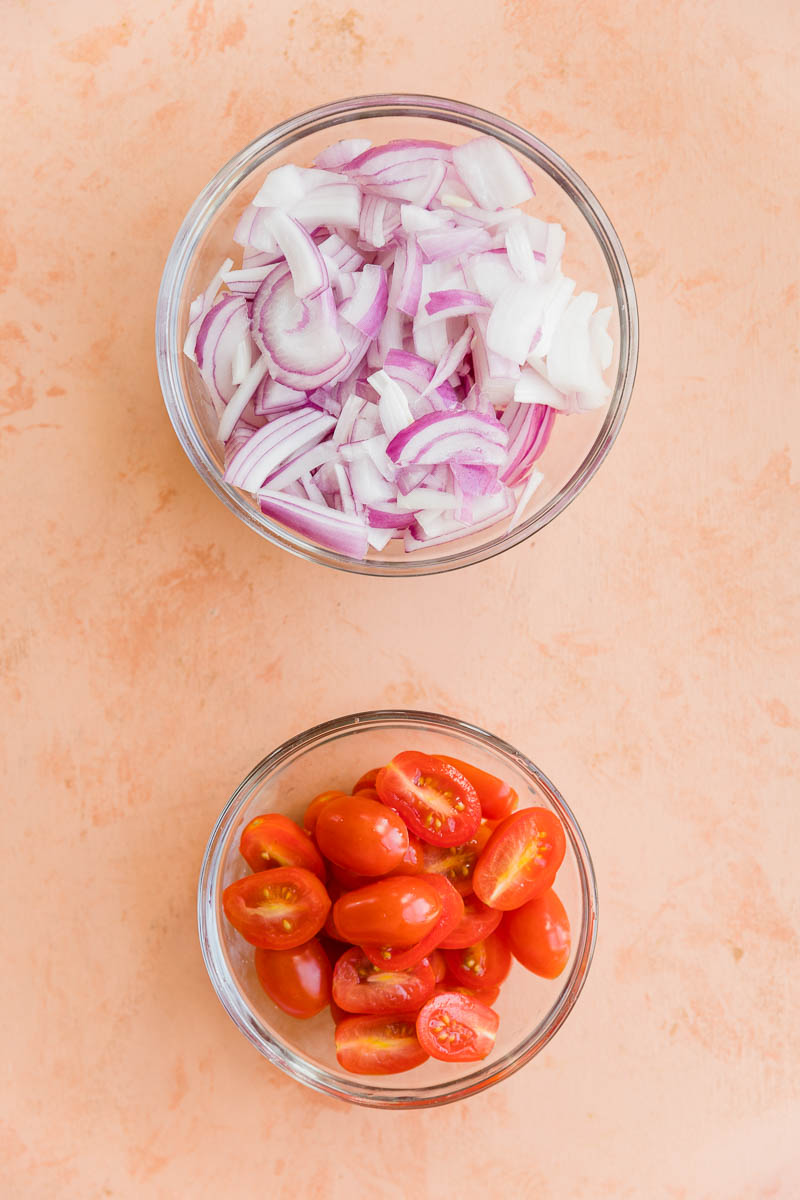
top-left (335, 1015), bottom-right (428, 1074)
top-left (333, 877), bottom-right (443, 948)
top-left (332, 947), bottom-right (435, 1014)
top-left (438, 894), bottom-right (502, 949)
top-left (352, 768), bottom-right (381, 793)
top-left (376, 751), bottom-right (481, 847)
top-left (222, 867), bottom-right (330, 949)
top-left (416, 991), bottom-right (499, 1062)
top-left (419, 823), bottom-right (492, 895)
top-left (444, 931), bottom-right (511, 990)
top-left (254, 938), bottom-right (332, 1018)
top-left (303, 790), bottom-right (348, 834)
top-left (315, 793), bottom-right (409, 877)
top-left (361, 875), bottom-right (465, 970)
top-left (436, 757), bottom-right (518, 821)
top-left (504, 888), bottom-right (571, 978)
top-left (472, 807), bottom-right (566, 910)
top-left (385, 833), bottom-right (425, 876)
top-left (239, 813), bottom-right (326, 880)
top-left (329, 862), bottom-right (374, 891)
top-left (428, 948), bottom-right (447, 984)
top-left (437, 981), bottom-right (501, 1007)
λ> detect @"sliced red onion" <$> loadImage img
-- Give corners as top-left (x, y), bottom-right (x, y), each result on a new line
top-left (184, 257), bottom-right (234, 362)
top-left (253, 377), bottom-right (307, 418)
top-left (500, 403), bottom-right (555, 486)
top-left (225, 408), bottom-right (336, 491)
top-left (423, 289), bottom-right (490, 321)
top-left (292, 183), bottom-right (361, 230)
top-left (252, 164), bottom-right (347, 209)
top-left (234, 206), bottom-right (279, 253)
top-left (251, 268), bottom-right (348, 389)
top-left (387, 410), bottom-right (508, 467)
top-left (507, 467), bottom-right (544, 531)
top-left (368, 369), bottom-right (414, 438)
top-left (261, 439), bottom-right (339, 491)
top-left (450, 462), bottom-right (501, 496)
top-left (546, 292), bottom-right (611, 408)
top-left (422, 327), bottom-right (473, 396)
top-left (218, 354), bottom-right (270, 441)
top-left (339, 264), bottom-right (388, 337)
top-left (416, 225), bottom-right (494, 263)
top-left (386, 236), bottom-right (423, 316)
top-left (514, 366), bottom-right (566, 409)
top-left (452, 136), bottom-right (534, 210)
top-left (314, 138), bottom-right (372, 170)
top-left (267, 210), bottom-right (329, 300)
top-left (258, 489), bottom-right (368, 558)
top-left (186, 134), bottom-right (616, 557)
top-left (195, 294), bottom-right (251, 416)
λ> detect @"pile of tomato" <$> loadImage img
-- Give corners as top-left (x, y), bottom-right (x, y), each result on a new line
top-left (222, 750), bottom-right (571, 1075)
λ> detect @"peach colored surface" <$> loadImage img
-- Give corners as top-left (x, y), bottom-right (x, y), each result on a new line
top-left (2, 1), bottom-right (799, 1197)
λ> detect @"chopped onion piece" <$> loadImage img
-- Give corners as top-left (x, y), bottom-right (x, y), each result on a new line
top-left (507, 468), bottom-right (544, 531)
top-left (452, 136), bottom-right (534, 210)
top-left (218, 354), bottom-right (270, 441)
top-left (258, 489), bottom-right (368, 558)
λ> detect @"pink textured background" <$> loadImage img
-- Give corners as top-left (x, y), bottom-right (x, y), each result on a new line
top-left (2, 2), bottom-right (799, 1197)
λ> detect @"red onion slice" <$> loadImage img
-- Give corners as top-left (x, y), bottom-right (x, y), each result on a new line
top-left (452, 136), bottom-right (534, 210)
top-left (339, 264), bottom-right (388, 337)
top-left (251, 269), bottom-right (348, 389)
top-left (258, 489), bottom-right (369, 558)
top-left (267, 210), bottom-right (329, 300)
top-left (387, 410), bottom-right (508, 467)
top-left (195, 294), bottom-right (251, 416)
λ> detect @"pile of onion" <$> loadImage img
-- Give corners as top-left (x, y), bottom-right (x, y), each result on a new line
top-left (184, 136), bottom-right (613, 557)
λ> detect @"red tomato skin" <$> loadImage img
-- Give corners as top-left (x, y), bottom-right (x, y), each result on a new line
top-left (315, 794), bottom-right (409, 877)
top-left (419, 823), bottom-right (492, 895)
top-left (360, 875), bottom-right (465, 970)
top-left (438, 894), bottom-right (502, 949)
top-left (473, 807), bottom-right (567, 911)
top-left (352, 768), bottom-right (381, 793)
top-left (436, 757), bottom-right (519, 821)
top-left (239, 813), bottom-right (327, 880)
top-left (329, 862), bottom-right (374, 891)
top-left (332, 947), bottom-right (435, 1015)
top-left (333, 877), bottom-right (443, 948)
top-left (444, 931), bottom-right (512, 990)
top-left (504, 888), bottom-right (571, 979)
top-left (254, 939), bottom-right (332, 1018)
top-left (416, 991), bottom-right (499, 1062)
top-left (376, 752), bottom-right (481, 847)
top-left (335, 1015), bottom-right (428, 1074)
top-left (428, 948), bottom-right (447, 984)
top-left (436, 981), bottom-right (501, 1007)
top-left (303, 790), bottom-right (348, 834)
top-left (385, 833), bottom-right (425, 876)
top-left (222, 867), bottom-right (330, 950)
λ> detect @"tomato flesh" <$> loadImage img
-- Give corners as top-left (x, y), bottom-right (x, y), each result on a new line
top-left (436, 756), bottom-right (518, 821)
top-left (376, 751), bottom-right (480, 847)
top-left (254, 938), bottom-right (332, 1018)
top-left (437, 981), bottom-right (501, 1007)
top-left (240, 813), bottom-right (326, 880)
top-left (385, 832), bottom-right (425, 876)
top-left (222, 867), bottom-right (330, 949)
top-left (333, 877), bottom-right (443, 948)
top-left (473, 807), bottom-right (566, 910)
top-left (438, 894), bottom-right (502, 949)
top-left (419, 823), bottom-right (491, 895)
top-left (444, 931), bottom-right (511, 989)
top-left (332, 947), bottom-right (435, 1015)
top-left (504, 888), bottom-right (571, 978)
top-left (335, 1014), bottom-right (428, 1074)
top-left (361, 875), bottom-right (465, 969)
top-left (416, 991), bottom-right (498, 1062)
top-left (315, 793), bottom-right (408, 877)
top-left (428, 948), bottom-right (447, 984)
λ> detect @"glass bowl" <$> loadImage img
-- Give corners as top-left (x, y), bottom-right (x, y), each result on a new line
top-left (198, 710), bottom-right (598, 1108)
top-left (156, 94), bottom-right (638, 576)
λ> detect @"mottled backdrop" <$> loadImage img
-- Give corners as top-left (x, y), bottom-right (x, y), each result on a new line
top-left (2, 1), bottom-right (798, 1197)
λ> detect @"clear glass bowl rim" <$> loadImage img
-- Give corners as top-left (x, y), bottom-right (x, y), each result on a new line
top-left (197, 708), bottom-right (599, 1108)
top-left (156, 92), bottom-right (639, 577)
